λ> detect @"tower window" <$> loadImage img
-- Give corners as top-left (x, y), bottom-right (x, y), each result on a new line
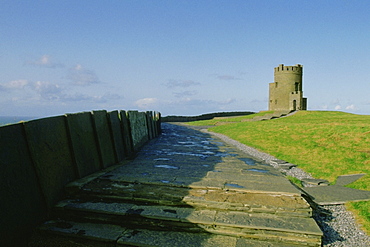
top-left (295, 82), bottom-right (299, 91)
top-left (275, 82), bottom-right (278, 88)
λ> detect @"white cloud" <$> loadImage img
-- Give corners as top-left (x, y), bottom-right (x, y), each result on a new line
top-left (135, 98), bottom-right (159, 109)
top-left (32, 81), bottom-right (63, 100)
top-left (62, 92), bottom-right (121, 103)
top-left (26, 55), bottom-right (64, 68)
top-left (219, 98), bottom-right (236, 105)
top-left (335, 105), bottom-right (342, 110)
top-left (173, 90), bottom-right (197, 98)
top-left (216, 75), bottom-right (242, 81)
top-left (345, 104), bottom-right (356, 110)
top-left (67, 64), bottom-right (101, 86)
top-left (1, 78), bottom-right (121, 105)
top-left (2, 79), bottom-right (29, 89)
top-left (165, 79), bottom-right (201, 88)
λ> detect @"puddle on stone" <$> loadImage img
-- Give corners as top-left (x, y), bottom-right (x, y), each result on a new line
top-left (163, 209), bottom-right (177, 214)
top-left (213, 170), bottom-right (222, 172)
top-left (154, 158), bottom-right (171, 161)
top-left (177, 141), bottom-right (196, 145)
top-left (112, 183), bottom-right (132, 189)
top-left (215, 152), bottom-right (237, 157)
top-left (161, 180), bottom-right (170, 184)
top-left (212, 141), bottom-right (225, 146)
top-left (160, 151), bottom-right (208, 159)
top-left (141, 172), bottom-right (149, 176)
top-left (155, 165), bottom-right (179, 169)
top-left (101, 174), bottom-right (113, 178)
top-left (246, 168), bottom-right (268, 173)
top-left (238, 158), bottom-right (257, 166)
top-left (173, 181), bottom-right (185, 185)
top-left (202, 165), bottom-right (210, 167)
top-left (225, 183), bottom-right (245, 188)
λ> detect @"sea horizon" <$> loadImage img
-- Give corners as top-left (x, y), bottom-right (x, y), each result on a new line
top-left (0, 116), bottom-right (40, 126)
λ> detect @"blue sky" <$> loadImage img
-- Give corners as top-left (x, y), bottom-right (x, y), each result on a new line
top-left (1, 0), bottom-right (370, 117)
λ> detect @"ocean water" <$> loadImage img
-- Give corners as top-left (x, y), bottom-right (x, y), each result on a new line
top-left (0, 116), bottom-right (39, 126)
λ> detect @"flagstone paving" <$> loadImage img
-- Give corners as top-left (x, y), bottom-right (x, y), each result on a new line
top-left (30, 123), bottom-right (322, 246)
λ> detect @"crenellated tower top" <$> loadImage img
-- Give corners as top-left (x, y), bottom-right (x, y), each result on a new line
top-left (274, 64), bottom-right (302, 73)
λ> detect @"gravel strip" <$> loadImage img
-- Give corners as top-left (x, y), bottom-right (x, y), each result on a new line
top-left (203, 128), bottom-right (370, 247)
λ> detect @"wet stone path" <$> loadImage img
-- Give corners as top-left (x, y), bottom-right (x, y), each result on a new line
top-left (32, 123), bottom-right (323, 246)
top-left (105, 123), bottom-right (298, 193)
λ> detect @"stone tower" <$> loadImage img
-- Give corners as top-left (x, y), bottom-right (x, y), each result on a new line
top-left (268, 64), bottom-right (307, 111)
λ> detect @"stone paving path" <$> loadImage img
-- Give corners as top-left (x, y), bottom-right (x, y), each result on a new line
top-left (30, 123), bottom-right (322, 247)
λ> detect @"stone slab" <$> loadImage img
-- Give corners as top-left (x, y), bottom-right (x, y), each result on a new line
top-left (335, 173), bottom-right (366, 186)
top-left (146, 111), bottom-right (154, 140)
top-left (58, 201), bottom-right (215, 229)
top-left (301, 178), bottom-right (329, 187)
top-left (119, 110), bottom-right (134, 158)
top-left (40, 220), bottom-right (126, 243)
top-left (302, 185), bottom-right (370, 205)
top-left (236, 238), bottom-right (305, 247)
top-left (214, 211), bottom-right (322, 236)
top-left (127, 111), bottom-right (149, 151)
top-left (58, 201), bottom-right (321, 244)
top-left (92, 110), bottom-right (116, 168)
top-left (65, 163), bottom-right (126, 196)
top-left (0, 123), bottom-right (47, 246)
top-left (108, 111), bottom-right (126, 162)
top-left (60, 200), bottom-right (135, 216)
top-left (117, 229), bottom-right (238, 247)
top-left (223, 180), bottom-right (301, 194)
top-left (24, 115), bottom-right (77, 209)
top-left (278, 163), bottom-right (297, 170)
top-left (66, 112), bottom-right (101, 177)
top-left (270, 159), bottom-right (288, 165)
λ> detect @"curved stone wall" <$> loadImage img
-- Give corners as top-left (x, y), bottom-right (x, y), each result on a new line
top-left (0, 110), bottom-right (161, 246)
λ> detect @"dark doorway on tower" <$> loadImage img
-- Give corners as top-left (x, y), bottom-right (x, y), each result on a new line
top-left (293, 100), bottom-right (297, 111)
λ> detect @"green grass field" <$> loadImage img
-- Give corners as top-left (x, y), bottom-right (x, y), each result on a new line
top-left (187, 111), bottom-right (370, 233)
top-left (187, 111), bottom-right (274, 126)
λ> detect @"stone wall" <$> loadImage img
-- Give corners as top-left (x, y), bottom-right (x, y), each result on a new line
top-left (0, 110), bottom-right (160, 247)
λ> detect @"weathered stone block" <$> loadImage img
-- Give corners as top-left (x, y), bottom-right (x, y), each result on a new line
top-left (146, 111), bottom-right (154, 140)
top-left (92, 110), bottom-right (116, 167)
top-left (66, 112), bottom-right (101, 177)
top-left (24, 115), bottom-right (77, 209)
top-left (0, 123), bottom-right (47, 246)
top-left (154, 111), bottom-right (161, 136)
top-left (127, 111), bottom-right (149, 152)
top-left (119, 110), bottom-right (134, 158)
top-left (108, 111), bottom-right (125, 162)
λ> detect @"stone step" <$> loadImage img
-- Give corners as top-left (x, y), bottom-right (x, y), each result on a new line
top-left (66, 178), bottom-right (312, 217)
top-left (51, 200), bottom-right (322, 245)
top-left (32, 220), bottom-right (321, 247)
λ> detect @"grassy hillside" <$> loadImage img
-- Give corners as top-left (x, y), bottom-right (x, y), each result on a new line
top-left (187, 111), bottom-right (274, 126)
top-left (187, 111), bottom-right (370, 233)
